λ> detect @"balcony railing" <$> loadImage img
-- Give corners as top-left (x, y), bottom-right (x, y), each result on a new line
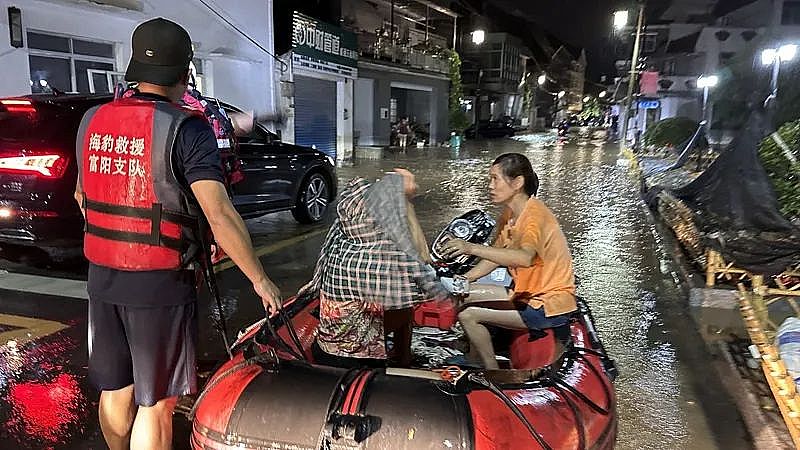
top-left (658, 75), bottom-right (700, 93)
top-left (354, 30), bottom-right (449, 75)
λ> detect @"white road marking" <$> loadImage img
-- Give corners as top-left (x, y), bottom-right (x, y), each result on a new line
top-left (0, 228), bottom-right (327, 299)
top-left (0, 270), bottom-right (88, 299)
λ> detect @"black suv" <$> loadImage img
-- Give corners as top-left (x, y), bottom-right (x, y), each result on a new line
top-left (0, 94), bottom-right (335, 255)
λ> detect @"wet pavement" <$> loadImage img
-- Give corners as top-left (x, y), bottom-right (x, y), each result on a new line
top-left (0, 133), bottom-right (750, 449)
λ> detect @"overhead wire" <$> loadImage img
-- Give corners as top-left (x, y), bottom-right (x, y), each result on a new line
top-left (196, 0), bottom-right (288, 73)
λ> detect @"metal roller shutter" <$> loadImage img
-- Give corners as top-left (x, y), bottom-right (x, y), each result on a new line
top-left (294, 75), bottom-right (337, 158)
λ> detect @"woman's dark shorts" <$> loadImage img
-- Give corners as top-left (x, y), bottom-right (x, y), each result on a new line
top-left (88, 298), bottom-right (198, 407)
top-left (518, 305), bottom-right (570, 330)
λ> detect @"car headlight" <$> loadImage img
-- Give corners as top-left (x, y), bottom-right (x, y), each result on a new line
top-left (325, 155), bottom-right (335, 166)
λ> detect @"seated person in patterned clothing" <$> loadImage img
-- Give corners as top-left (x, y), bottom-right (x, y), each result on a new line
top-left (297, 169), bottom-right (447, 368)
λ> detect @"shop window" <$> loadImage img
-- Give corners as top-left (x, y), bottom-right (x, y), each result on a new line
top-left (783, 1), bottom-right (800, 25)
top-left (27, 32), bottom-right (70, 53)
top-left (76, 60), bottom-right (114, 92)
top-left (73, 39), bottom-right (115, 58)
top-left (28, 55), bottom-right (71, 93)
top-left (27, 30), bottom-right (116, 93)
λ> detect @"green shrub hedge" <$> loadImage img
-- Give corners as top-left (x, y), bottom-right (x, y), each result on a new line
top-left (643, 117), bottom-right (698, 148)
top-left (759, 120), bottom-right (800, 220)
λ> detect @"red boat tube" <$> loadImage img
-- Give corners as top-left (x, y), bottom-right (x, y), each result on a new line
top-left (190, 294), bottom-right (617, 450)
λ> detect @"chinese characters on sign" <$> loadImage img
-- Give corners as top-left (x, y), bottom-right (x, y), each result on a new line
top-left (292, 20), bottom-right (357, 61)
top-left (291, 11), bottom-right (358, 78)
top-left (87, 133), bottom-right (146, 178)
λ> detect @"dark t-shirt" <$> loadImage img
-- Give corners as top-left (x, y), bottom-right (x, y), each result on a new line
top-left (88, 92), bottom-right (225, 306)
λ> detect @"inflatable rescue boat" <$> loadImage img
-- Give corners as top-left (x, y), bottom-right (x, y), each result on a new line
top-left (190, 211), bottom-right (618, 449)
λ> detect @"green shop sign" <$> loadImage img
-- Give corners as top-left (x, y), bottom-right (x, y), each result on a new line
top-left (292, 11), bottom-right (358, 78)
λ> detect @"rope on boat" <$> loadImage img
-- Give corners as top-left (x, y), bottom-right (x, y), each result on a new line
top-left (279, 307), bottom-right (310, 362)
top-left (549, 380), bottom-right (587, 450)
top-left (264, 314), bottom-right (308, 362)
top-left (468, 373), bottom-right (554, 450)
top-left (563, 347), bottom-right (614, 416)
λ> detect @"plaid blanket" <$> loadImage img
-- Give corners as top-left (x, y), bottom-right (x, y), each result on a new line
top-left (298, 174), bottom-right (447, 358)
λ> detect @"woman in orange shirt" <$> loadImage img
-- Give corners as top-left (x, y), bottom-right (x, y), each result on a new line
top-left (440, 153), bottom-right (577, 369)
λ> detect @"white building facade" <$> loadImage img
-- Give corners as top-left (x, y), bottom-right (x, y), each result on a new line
top-left (641, 0), bottom-right (800, 127)
top-left (0, 0), bottom-right (280, 124)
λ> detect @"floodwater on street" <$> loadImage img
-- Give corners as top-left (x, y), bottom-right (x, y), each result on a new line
top-left (0, 132), bottom-right (750, 449)
top-left (338, 133), bottom-right (750, 450)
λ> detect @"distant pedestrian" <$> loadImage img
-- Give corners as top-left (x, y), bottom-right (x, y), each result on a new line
top-left (397, 117), bottom-right (410, 147)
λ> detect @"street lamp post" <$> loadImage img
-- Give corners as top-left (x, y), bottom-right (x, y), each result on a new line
top-left (761, 44), bottom-right (797, 109)
top-left (697, 74), bottom-right (718, 127)
top-left (528, 73), bottom-right (547, 131)
top-left (616, 2), bottom-right (646, 153)
top-left (472, 29), bottom-right (485, 137)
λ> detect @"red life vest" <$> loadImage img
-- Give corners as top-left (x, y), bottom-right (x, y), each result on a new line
top-left (77, 98), bottom-right (205, 271)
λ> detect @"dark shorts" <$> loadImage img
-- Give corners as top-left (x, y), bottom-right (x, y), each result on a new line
top-left (518, 305), bottom-right (570, 330)
top-left (88, 298), bottom-right (198, 407)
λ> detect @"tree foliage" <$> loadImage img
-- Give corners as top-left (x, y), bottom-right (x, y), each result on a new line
top-left (445, 49), bottom-right (470, 134)
top-left (759, 119), bottom-right (800, 219)
top-left (643, 117), bottom-right (698, 147)
top-left (712, 37), bottom-right (800, 129)
top-left (579, 97), bottom-right (602, 121)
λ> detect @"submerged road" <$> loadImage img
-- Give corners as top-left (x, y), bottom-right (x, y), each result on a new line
top-left (0, 133), bottom-right (750, 449)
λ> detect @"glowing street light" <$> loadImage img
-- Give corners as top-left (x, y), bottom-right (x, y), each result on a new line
top-left (558, 91), bottom-right (566, 99)
top-left (697, 75), bottom-right (719, 88)
top-left (697, 74), bottom-right (719, 126)
top-left (614, 4), bottom-right (645, 152)
top-left (471, 29), bottom-right (485, 46)
top-left (761, 44), bottom-right (798, 108)
top-left (613, 10), bottom-right (629, 31)
top-left (583, 95), bottom-right (591, 103)
top-left (599, 91), bottom-right (607, 98)
top-left (537, 74), bottom-right (547, 85)
top-left (762, 44), bottom-right (797, 65)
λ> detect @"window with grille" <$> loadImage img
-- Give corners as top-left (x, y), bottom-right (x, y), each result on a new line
top-left (27, 31), bottom-right (116, 94)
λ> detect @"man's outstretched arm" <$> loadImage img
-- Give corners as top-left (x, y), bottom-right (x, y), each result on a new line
top-left (190, 179), bottom-right (281, 315)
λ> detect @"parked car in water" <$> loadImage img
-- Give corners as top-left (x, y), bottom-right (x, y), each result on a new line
top-left (0, 94), bottom-right (336, 258)
top-left (464, 120), bottom-right (515, 138)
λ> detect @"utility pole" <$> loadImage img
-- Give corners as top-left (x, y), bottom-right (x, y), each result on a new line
top-left (619, 2), bottom-right (645, 153)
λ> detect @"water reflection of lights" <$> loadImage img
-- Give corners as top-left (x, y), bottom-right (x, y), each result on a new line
top-left (1, 333), bottom-right (87, 447)
top-left (7, 373), bottom-right (85, 445)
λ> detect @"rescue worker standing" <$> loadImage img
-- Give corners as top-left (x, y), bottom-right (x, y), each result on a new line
top-left (73, 18), bottom-right (281, 450)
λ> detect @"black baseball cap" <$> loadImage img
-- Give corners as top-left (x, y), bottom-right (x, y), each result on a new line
top-left (125, 18), bottom-right (193, 86)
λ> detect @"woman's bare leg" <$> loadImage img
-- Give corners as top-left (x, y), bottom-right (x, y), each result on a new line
top-left (457, 307), bottom-right (527, 369)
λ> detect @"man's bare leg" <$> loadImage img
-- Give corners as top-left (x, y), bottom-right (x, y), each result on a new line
top-left (130, 396), bottom-right (177, 450)
top-left (99, 385), bottom-right (136, 450)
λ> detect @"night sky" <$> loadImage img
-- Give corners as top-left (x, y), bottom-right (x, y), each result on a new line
top-left (487, 0), bottom-right (672, 80)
